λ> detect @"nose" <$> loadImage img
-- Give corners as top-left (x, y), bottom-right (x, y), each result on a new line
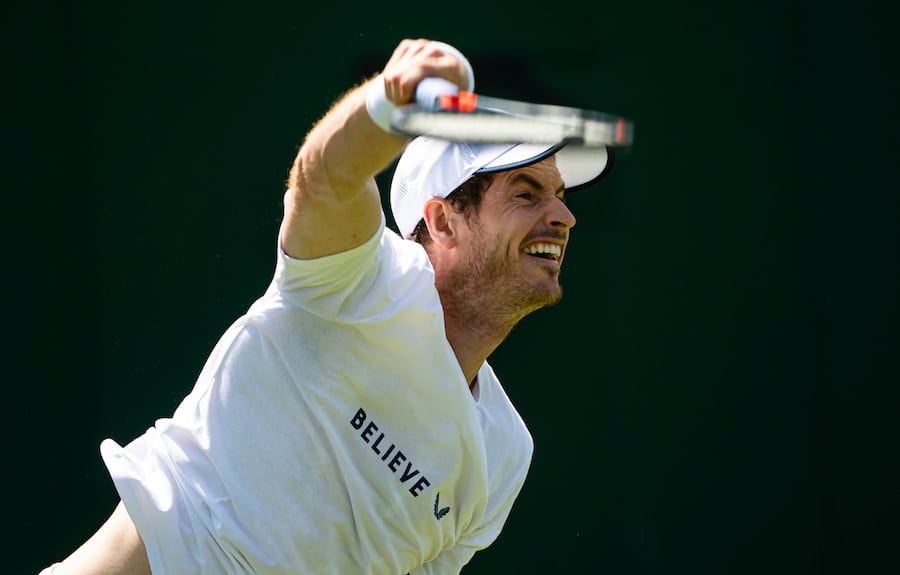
top-left (547, 196), bottom-right (576, 230)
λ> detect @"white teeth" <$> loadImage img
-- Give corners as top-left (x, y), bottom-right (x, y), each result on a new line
top-left (524, 243), bottom-right (561, 258)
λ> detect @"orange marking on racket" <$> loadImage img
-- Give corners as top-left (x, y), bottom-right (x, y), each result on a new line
top-left (457, 91), bottom-right (477, 113)
top-left (439, 94), bottom-right (458, 111)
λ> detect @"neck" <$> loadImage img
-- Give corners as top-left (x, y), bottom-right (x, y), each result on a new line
top-left (440, 289), bottom-right (529, 387)
top-left (443, 319), bottom-right (505, 387)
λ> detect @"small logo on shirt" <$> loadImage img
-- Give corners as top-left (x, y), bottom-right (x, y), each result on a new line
top-left (433, 492), bottom-right (450, 520)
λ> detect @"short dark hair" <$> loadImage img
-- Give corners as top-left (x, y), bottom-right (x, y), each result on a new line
top-left (410, 173), bottom-right (495, 245)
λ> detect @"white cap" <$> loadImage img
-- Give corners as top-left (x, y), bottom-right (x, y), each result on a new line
top-left (389, 137), bottom-right (612, 238)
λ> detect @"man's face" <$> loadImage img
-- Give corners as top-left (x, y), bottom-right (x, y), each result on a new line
top-left (459, 155), bottom-right (576, 312)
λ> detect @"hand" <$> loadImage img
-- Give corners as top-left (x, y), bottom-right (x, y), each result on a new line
top-left (380, 39), bottom-right (474, 106)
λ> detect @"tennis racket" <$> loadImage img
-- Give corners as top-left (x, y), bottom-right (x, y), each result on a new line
top-left (390, 78), bottom-right (633, 148)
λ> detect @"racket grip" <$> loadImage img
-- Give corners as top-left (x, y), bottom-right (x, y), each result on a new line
top-left (415, 77), bottom-right (460, 111)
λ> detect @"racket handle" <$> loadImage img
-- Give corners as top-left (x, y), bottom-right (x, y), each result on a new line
top-left (415, 77), bottom-right (460, 111)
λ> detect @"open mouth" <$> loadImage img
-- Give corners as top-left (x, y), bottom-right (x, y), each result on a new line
top-left (523, 242), bottom-right (562, 262)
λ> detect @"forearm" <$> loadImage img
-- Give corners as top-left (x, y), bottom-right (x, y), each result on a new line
top-left (288, 75), bottom-right (407, 202)
top-left (290, 37), bottom-right (473, 198)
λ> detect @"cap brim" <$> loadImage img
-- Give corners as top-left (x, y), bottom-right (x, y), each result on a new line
top-left (555, 144), bottom-right (613, 192)
top-left (473, 142), bottom-right (612, 191)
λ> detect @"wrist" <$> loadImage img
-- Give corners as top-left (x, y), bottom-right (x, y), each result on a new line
top-left (365, 74), bottom-right (395, 133)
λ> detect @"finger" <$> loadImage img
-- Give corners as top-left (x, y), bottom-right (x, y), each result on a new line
top-left (382, 39), bottom-right (471, 104)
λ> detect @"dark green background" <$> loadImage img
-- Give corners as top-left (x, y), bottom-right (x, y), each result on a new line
top-left (9, 1), bottom-right (898, 573)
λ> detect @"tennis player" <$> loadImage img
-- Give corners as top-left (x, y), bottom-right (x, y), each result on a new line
top-left (39, 38), bottom-right (614, 575)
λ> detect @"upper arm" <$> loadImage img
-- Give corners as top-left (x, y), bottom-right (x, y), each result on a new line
top-left (280, 173), bottom-right (383, 260)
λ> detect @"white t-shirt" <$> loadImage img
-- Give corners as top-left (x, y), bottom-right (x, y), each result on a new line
top-left (101, 216), bottom-right (534, 575)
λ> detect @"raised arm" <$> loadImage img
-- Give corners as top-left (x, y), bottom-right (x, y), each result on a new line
top-left (281, 38), bottom-right (472, 260)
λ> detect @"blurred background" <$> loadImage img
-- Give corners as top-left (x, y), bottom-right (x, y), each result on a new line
top-left (8, 1), bottom-right (898, 573)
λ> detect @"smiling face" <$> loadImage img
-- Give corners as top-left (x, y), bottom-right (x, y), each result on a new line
top-left (439, 155), bottom-right (577, 319)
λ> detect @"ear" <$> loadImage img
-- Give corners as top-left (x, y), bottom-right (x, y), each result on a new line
top-left (422, 197), bottom-right (459, 248)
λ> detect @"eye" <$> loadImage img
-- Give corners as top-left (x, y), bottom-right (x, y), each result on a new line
top-left (515, 190), bottom-right (536, 201)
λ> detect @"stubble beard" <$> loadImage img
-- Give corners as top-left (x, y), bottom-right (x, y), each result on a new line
top-left (442, 230), bottom-right (563, 329)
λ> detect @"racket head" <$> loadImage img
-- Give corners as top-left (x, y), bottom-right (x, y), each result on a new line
top-left (390, 94), bottom-right (634, 148)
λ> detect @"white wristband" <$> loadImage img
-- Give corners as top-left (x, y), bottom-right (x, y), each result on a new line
top-left (365, 74), bottom-right (395, 133)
